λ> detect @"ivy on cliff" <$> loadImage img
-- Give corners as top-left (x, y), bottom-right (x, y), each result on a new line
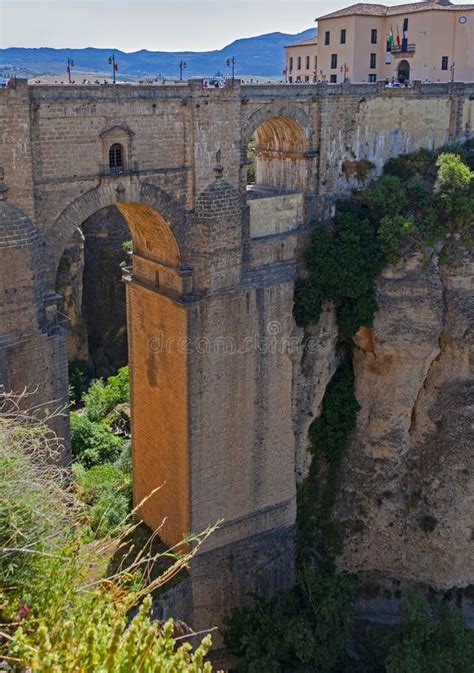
top-left (294, 201), bottom-right (383, 340)
top-left (297, 363), bottom-right (360, 563)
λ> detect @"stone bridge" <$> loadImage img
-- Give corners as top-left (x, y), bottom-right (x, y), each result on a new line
top-left (1, 78), bottom-right (473, 635)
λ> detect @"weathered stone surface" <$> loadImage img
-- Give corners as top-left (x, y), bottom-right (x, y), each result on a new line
top-left (56, 227), bottom-right (89, 363)
top-left (1, 78), bottom-right (472, 634)
top-left (292, 301), bottom-right (339, 480)
top-left (82, 206), bottom-right (130, 376)
top-left (333, 241), bottom-right (473, 592)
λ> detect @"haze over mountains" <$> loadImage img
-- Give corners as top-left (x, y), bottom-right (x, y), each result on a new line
top-left (0, 29), bottom-right (316, 79)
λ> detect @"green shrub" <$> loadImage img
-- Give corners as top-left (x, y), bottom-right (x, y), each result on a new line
top-left (385, 592), bottom-right (474, 673)
top-left (435, 152), bottom-right (474, 225)
top-left (224, 567), bottom-right (356, 673)
top-left (73, 457), bottom-right (132, 537)
top-left (378, 214), bottom-right (415, 264)
top-left (114, 440), bottom-right (132, 473)
top-left (68, 359), bottom-right (93, 407)
top-left (298, 364), bottom-right (360, 561)
top-left (88, 490), bottom-right (131, 537)
top-left (73, 461), bottom-right (131, 504)
top-left (0, 394), bottom-right (212, 672)
top-left (308, 365), bottom-right (360, 464)
top-left (383, 148), bottom-right (436, 181)
top-left (70, 413), bottom-right (124, 468)
top-left (0, 414), bottom-right (75, 587)
top-left (83, 365), bottom-right (130, 423)
top-left (294, 145), bottom-right (473, 339)
top-left (296, 202), bottom-right (383, 338)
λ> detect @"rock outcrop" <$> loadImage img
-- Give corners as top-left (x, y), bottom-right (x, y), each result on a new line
top-left (293, 232), bottom-right (473, 618)
top-left (332, 236), bottom-right (473, 595)
top-left (56, 227), bottom-right (89, 363)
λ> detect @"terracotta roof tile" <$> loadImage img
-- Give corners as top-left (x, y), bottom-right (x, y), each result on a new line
top-left (284, 36), bottom-right (318, 48)
top-left (317, 0), bottom-right (474, 21)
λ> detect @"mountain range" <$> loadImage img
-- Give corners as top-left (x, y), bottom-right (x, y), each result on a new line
top-left (0, 29), bottom-right (316, 79)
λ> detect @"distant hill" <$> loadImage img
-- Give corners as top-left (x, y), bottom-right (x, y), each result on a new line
top-left (0, 29), bottom-right (317, 79)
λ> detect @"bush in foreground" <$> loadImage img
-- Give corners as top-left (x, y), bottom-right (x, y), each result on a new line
top-left (0, 392), bottom-right (213, 672)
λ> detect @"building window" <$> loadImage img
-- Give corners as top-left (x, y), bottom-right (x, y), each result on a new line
top-left (305, 75), bottom-right (310, 82)
top-left (331, 54), bottom-right (338, 69)
top-left (306, 55), bottom-right (310, 69)
top-left (441, 56), bottom-right (448, 70)
top-left (313, 75), bottom-right (317, 83)
top-left (325, 31), bottom-right (330, 45)
top-left (403, 18), bottom-right (409, 31)
top-left (289, 76), bottom-right (293, 83)
top-left (330, 74), bottom-right (337, 83)
top-left (371, 28), bottom-right (377, 44)
top-left (314, 55), bottom-right (318, 69)
top-left (368, 74), bottom-right (377, 82)
top-left (340, 29), bottom-right (346, 44)
top-left (297, 56), bottom-right (301, 70)
top-left (370, 53), bottom-right (376, 69)
top-left (109, 143), bottom-right (124, 174)
top-left (289, 57), bottom-right (293, 71)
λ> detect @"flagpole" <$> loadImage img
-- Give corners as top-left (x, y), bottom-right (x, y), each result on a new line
top-left (108, 54), bottom-right (117, 84)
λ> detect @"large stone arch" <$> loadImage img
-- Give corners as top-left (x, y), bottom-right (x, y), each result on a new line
top-left (46, 181), bottom-right (187, 292)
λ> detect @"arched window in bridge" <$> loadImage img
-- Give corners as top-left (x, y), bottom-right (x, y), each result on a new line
top-left (109, 143), bottom-right (124, 174)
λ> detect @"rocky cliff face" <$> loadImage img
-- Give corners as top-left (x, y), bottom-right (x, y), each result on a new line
top-left (294, 234), bottom-right (473, 605)
top-left (56, 228), bottom-right (89, 363)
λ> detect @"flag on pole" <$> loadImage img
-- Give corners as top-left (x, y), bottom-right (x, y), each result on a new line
top-left (114, 63), bottom-right (118, 71)
top-left (389, 26), bottom-right (396, 50)
top-left (396, 25), bottom-right (401, 47)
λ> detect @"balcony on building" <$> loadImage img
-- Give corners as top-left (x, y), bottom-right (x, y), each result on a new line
top-left (392, 43), bottom-right (416, 56)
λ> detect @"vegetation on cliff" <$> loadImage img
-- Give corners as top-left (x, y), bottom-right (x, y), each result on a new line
top-left (0, 392), bottom-right (213, 671)
top-left (224, 567), bottom-right (355, 672)
top-left (226, 144), bottom-right (474, 671)
top-left (69, 365), bottom-right (132, 538)
top-left (294, 145), bottom-right (474, 338)
top-left (297, 363), bottom-right (360, 562)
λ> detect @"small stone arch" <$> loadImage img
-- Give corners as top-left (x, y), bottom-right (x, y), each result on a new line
top-left (46, 182), bottom-right (186, 292)
top-left (243, 102), bottom-right (313, 147)
top-left (243, 106), bottom-right (312, 195)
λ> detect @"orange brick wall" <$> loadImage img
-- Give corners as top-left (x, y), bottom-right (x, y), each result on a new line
top-left (126, 280), bottom-right (190, 546)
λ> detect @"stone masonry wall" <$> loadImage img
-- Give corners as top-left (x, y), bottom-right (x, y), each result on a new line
top-left (0, 79), bottom-right (473, 636)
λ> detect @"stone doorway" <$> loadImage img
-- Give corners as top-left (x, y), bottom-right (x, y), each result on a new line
top-left (398, 59), bottom-right (410, 84)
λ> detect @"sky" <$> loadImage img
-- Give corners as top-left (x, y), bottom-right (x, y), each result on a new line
top-left (0, 0), bottom-right (470, 52)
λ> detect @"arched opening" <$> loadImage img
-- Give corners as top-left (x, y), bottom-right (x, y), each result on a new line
top-left (398, 60), bottom-right (410, 84)
top-left (248, 116), bottom-right (309, 194)
top-left (55, 201), bottom-right (182, 378)
top-left (55, 205), bottom-right (131, 377)
top-left (55, 198), bottom-right (188, 546)
top-left (246, 115), bottom-right (308, 237)
top-left (109, 143), bottom-right (124, 174)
